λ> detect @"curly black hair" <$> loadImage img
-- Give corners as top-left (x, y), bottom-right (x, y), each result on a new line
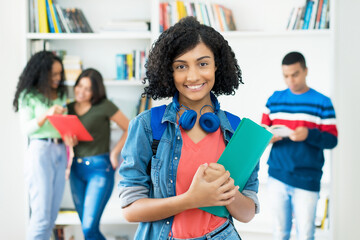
top-left (144, 16), bottom-right (242, 100)
top-left (13, 51), bottom-right (67, 112)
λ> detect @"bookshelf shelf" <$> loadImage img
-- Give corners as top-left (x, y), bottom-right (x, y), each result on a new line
top-left (26, 32), bottom-right (152, 40)
top-left (64, 80), bottom-right (146, 87)
top-left (222, 29), bottom-right (332, 38)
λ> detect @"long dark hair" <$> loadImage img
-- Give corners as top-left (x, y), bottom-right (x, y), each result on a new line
top-left (74, 68), bottom-right (107, 105)
top-left (13, 51), bottom-right (66, 112)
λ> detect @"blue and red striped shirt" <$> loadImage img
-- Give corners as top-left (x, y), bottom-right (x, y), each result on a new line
top-left (261, 88), bottom-right (337, 191)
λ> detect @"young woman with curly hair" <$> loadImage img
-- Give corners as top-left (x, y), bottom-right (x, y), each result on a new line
top-left (119, 17), bottom-right (259, 240)
top-left (13, 51), bottom-right (68, 240)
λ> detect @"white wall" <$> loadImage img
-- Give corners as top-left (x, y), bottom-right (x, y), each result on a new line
top-left (0, 1), bottom-right (27, 239)
top-left (332, 0), bottom-right (360, 239)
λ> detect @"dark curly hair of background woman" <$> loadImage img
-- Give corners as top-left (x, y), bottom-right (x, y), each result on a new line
top-left (144, 16), bottom-right (243, 100)
top-left (13, 51), bottom-right (66, 112)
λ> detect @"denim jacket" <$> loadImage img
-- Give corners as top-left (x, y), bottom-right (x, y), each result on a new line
top-left (118, 101), bottom-right (260, 240)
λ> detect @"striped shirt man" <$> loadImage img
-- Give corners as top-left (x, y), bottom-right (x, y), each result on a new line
top-left (261, 88), bottom-right (338, 191)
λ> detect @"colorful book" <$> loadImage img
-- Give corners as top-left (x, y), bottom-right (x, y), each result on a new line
top-left (45, 0), bottom-right (55, 33)
top-left (116, 54), bottom-right (127, 80)
top-left (302, 0), bottom-right (314, 29)
top-left (199, 118), bottom-right (273, 217)
top-left (38, 0), bottom-right (49, 33)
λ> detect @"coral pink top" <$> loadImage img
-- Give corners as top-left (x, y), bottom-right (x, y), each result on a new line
top-left (171, 127), bottom-right (227, 238)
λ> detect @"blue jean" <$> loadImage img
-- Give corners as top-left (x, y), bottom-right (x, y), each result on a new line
top-left (25, 139), bottom-right (67, 240)
top-left (70, 153), bottom-right (115, 240)
top-left (168, 219), bottom-right (241, 240)
top-left (268, 177), bottom-right (319, 240)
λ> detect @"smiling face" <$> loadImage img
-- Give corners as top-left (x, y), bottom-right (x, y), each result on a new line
top-left (172, 42), bottom-right (216, 107)
top-left (49, 61), bottom-right (63, 90)
top-left (74, 77), bottom-right (93, 104)
top-left (282, 62), bottom-right (309, 94)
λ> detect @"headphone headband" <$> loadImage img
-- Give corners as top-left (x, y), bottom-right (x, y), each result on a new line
top-left (173, 91), bottom-right (220, 113)
top-left (173, 91), bottom-right (220, 133)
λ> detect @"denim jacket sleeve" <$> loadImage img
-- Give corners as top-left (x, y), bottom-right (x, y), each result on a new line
top-left (118, 111), bottom-right (153, 208)
top-left (242, 162), bottom-right (260, 213)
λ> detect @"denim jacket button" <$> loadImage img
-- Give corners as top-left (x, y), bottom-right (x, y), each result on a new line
top-left (170, 180), bottom-right (173, 183)
top-left (174, 157), bottom-right (178, 160)
top-left (177, 136), bottom-right (180, 140)
top-left (166, 221), bottom-right (170, 224)
top-left (85, 161), bottom-right (90, 165)
top-left (77, 158), bottom-right (82, 163)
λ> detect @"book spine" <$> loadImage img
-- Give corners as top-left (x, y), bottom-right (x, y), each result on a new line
top-left (77, 9), bottom-right (93, 33)
top-left (29, 0), bottom-right (35, 32)
top-left (200, 3), bottom-right (210, 26)
top-left (302, 0), bottom-right (314, 30)
top-left (219, 5), bottom-right (229, 31)
top-left (126, 53), bottom-right (133, 80)
top-left (116, 54), bottom-right (126, 80)
top-left (319, 0), bottom-right (328, 29)
top-left (194, 3), bottom-right (204, 24)
top-left (55, 4), bottom-right (70, 33)
top-left (315, 0), bottom-right (324, 29)
top-left (45, 0), bottom-right (55, 33)
top-left (48, 0), bottom-right (59, 33)
top-left (309, 0), bottom-right (319, 29)
top-left (38, 0), bottom-right (49, 33)
top-left (63, 8), bottom-right (75, 33)
top-left (159, 3), bottom-right (164, 32)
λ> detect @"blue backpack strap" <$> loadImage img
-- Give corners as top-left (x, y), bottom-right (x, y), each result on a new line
top-left (148, 105), bottom-right (167, 174)
top-left (151, 105), bottom-right (167, 140)
top-left (224, 111), bottom-right (241, 134)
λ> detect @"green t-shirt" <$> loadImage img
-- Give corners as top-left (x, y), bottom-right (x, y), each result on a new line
top-left (18, 90), bottom-right (67, 139)
top-left (67, 99), bottom-right (118, 157)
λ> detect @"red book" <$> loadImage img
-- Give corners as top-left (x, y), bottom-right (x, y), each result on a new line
top-left (47, 115), bottom-right (93, 141)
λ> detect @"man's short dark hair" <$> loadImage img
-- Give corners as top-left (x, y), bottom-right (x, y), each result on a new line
top-left (282, 51), bottom-right (307, 69)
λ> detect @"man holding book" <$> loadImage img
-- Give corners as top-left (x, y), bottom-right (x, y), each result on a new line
top-left (261, 51), bottom-right (338, 240)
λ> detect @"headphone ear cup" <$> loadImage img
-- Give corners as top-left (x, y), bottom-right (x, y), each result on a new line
top-left (199, 113), bottom-right (220, 133)
top-left (179, 110), bottom-right (197, 130)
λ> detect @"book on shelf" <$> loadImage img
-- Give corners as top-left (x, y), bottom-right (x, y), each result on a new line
top-left (159, 1), bottom-right (236, 32)
top-left (63, 55), bottom-right (82, 81)
top-left (116, 50), bottom-right (148, 81)
top-left (29, 1), bottom-right (93, 33)
top-left (302, 0), bottom-right (314, 30)
top-left (261, 124), bottom-right (294, 138)
top-left (286, 0), bottom-right (329, 30)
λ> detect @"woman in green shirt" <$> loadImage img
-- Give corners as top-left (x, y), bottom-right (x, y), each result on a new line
top-left (67, 68), bottom-right (129, 240)
top-left (13, 51), bottom-right (68, 240)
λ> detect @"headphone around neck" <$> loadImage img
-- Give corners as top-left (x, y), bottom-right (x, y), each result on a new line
top-left (173, 92), bottom-right (220, 133)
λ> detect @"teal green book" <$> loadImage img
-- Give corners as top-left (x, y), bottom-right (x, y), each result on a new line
top-left (199, 118), bottom-right (273, 217)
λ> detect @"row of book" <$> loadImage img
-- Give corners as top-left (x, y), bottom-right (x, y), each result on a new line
top-left (116, 50), bottom-right (148, 81)
top-left (159, 1), bottom-right (236, 32)
top-left (29, 0), bottom-right (93, 33)
top-left (287, 0), bottom-right (330, 30)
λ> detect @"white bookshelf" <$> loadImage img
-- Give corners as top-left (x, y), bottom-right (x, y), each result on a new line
top-left (24, 0), bottom-right (334, 239)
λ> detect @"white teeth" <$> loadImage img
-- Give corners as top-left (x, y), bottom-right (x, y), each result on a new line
top-left (187, 84), bottom-right (203, 89)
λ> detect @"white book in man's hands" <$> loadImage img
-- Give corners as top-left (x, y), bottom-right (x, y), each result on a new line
top-left (262, 125), bottom-right (294, 137)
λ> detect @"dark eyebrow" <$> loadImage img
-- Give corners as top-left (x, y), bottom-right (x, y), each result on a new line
top-left (173, 56), bottom-right (211, 63)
